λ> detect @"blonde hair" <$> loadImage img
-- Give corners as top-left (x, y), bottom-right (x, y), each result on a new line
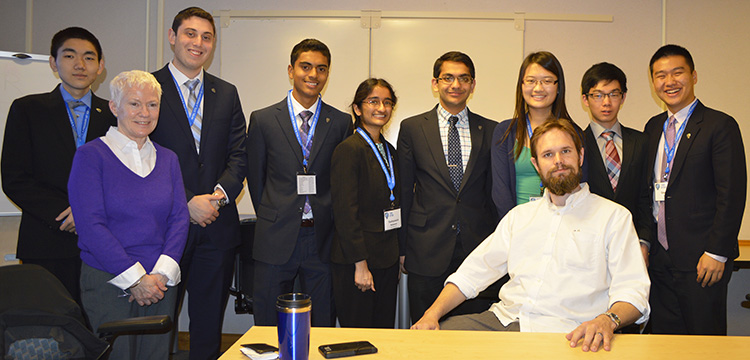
top-left (109, 70), bottom-right (162, 107)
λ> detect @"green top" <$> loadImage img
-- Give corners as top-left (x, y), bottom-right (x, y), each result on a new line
top-left (515, 145), bottom-right (541, 205)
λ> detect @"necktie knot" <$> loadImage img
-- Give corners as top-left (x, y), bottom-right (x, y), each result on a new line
top-left (300, 111), bottom-right (313, 132)
top-left (449, 115), bottom-right (459, 127)
top-left (67, 100), bottom-right (86, 110)
top-left (185, 79), bottom-right (200, 92)
top-left (600, 130), bottom-right (615, 142)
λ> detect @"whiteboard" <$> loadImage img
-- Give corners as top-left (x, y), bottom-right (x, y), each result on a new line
top-left (0, 51), bottom-right (61, 215)
top-left (220, 15), bottom-right (523, 216)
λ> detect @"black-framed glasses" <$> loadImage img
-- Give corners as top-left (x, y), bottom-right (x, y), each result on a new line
top-left (363, 98), bottom-right (395, 108)
top-left (436, 75), bottom-right (473, 84)
top-left (586, 91), bottom-right (623, 102)
top-left (523, 78), bottom-right (558, 87)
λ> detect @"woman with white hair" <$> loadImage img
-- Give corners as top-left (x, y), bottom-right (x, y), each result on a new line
top-left (68, 70), bottom-right (189, 360)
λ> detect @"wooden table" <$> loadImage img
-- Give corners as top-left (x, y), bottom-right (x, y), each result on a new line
top-left (219, 326), bottom-right (750, 360)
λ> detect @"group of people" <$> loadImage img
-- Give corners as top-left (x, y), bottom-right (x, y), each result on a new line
top-left (2, 5), bottom-right (745, 359)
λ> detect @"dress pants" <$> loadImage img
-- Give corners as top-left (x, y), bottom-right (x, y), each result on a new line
top-left (648, 243), bottom-right (733, 335)
top-left (331, 262), bottom-right (399, 328)
top-left (253, 227), bottom-right (334, 327)
top-left (176, 227), bottom-right (237, 360)
top-left (81, 263), bottom-right (176, 360)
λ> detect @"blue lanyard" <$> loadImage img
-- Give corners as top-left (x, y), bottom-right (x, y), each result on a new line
top-left (356, 128), bottom-right (396, 201)
top-left (287, 90), bottom-right (321, 169)
top-left (171, 74), bottom-right (204, 126)
top-left (525, 114), bottom-right (534, 139)
top-left (662, 101), bottom-right (698, 179)
top-left (65, 104), bottom-right (90, 148)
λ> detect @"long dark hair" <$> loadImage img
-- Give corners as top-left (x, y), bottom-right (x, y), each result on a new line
top-left (500, 51), bottom-right (574, 160)
top-left (351, 78), bottom-right (397, 132)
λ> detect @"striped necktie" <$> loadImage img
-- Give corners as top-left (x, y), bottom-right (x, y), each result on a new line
top-left (600, 130), bottom-right (621, 192)
top-left (185, 79), bottom-right (202, 153)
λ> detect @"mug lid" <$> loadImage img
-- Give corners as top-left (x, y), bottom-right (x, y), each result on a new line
top-left (276, 293), bottom-right (311, 308)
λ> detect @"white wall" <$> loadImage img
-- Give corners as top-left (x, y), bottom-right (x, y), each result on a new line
top-left (1, 0), bottom-right (749, 335)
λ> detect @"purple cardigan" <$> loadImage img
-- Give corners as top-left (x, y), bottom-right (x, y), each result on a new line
top-left (69, 138), bottom-right (189, 275)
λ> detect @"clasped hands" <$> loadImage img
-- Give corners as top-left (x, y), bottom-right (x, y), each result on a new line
top-left (129, 273), bottom-right (169, 306)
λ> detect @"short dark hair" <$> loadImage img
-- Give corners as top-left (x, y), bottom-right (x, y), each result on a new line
top-left (290, 39), bottom-right (331, 66)
top-left (172, 7), bottom-right (216, 35)
top-left (649, 44), bottom-right (694, 75)
top-left (50, 27), bottom-right (102, 61)
top-left (581, 62), bottom-right (627, 94)
top-left (530, 117), bottom-right (583, 160)
top-left (433, 51), bottom-right (475, 79)
top-left (351, 78), bottom-right (397, 130)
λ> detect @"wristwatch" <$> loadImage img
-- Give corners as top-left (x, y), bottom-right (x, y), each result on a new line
top-left (603, 311), bottom-right (621, 328)
top-left (217, 197), bottom-right (229, 207)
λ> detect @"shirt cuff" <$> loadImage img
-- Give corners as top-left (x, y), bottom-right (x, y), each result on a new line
top-left (108, 262), bottom-right (147, 290)
top-left (639, 239), bottom-right (651, 250)
top-left (705, 251), bottom-right (728, 263)
top-left (214, 184), bottom-right (227, 199)
top-left (151, 254), bottom-right (181, 286)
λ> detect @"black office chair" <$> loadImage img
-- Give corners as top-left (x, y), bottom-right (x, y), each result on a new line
top-left (0, 264), bottom-right (171, 360)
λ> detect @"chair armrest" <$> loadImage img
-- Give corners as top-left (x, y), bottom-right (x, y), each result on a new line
top-left (98, 315), bottom-right (172, 335)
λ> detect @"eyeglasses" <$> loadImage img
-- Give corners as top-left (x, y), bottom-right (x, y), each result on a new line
top-left (523, 78), bottom-right (558, 87)
top-left (436, 75), bottom-right (473, 84)
top-left (586, 91), bottom-right (623, 102)
top-left (363, 98), bottom-right (395, 108)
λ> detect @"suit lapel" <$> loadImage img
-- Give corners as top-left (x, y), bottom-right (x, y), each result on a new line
top-left (420, 108), bottom-right (454, 193)
top-left (668, 102), bottom-right (704, 186)
top-left (156, 66), bottom-right (199, 154)
top-left (274, 98), bottom-right (305, 166)
top-left (460, 111), bottom-right (484, 192)
top-left (645, 112), bottom-right (668, 184)
top-left (86, 95), bottom-right (112, 142)
top-left (585, 126), bottom-right (615, 198)
top-left (199, 74), bottom-right (218, 160)
top-left (47, 86), bottom-right (78, 156)
top-left (308, 102), bottom-right (334, 169)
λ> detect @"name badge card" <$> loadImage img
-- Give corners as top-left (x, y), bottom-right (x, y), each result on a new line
top-left (384, 208), bottom-right (402, 231)
top-left (297, 173), bottom-right (317, 195)
top-left (654, 182), bottom-right (667, 202)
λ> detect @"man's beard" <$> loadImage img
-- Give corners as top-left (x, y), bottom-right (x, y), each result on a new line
top-left (541, 164), bottom-right (582, 196)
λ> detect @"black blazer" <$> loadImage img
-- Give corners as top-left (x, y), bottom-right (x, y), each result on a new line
top-left (150, 65), bottom-right (247, 250)
top-left (397, 106), bottom-right (498, 276)
top-left (644, 101), bottom-right (746, 270)
top-left (2, 85), bottom-right (116, 259)
top-left (585, 124), bottom-right (653, 244)
top-left (246, 98), bottom-right (352, 265)
top-left (330, 131), bottom-right (400, 269)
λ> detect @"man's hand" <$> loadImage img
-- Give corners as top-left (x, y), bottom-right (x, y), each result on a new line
top-left (640, 244), bottom-right (649, 267)
top-left (188, 194), bottom-right (223, 227)
top-left (399, 255), bottom-right (407, 274)
top-left (565, 314), bottom-right (616, 352)
top-left (696, 253), bottom-right (725, 287)
top-left (128, 274), bottom-right (167, 306)
top-left (411, 311), bottom-right (440, 330)
top-left (56, 207), bottom-right (76, 234)
top-left (354, 260), bottom-right (375, 292)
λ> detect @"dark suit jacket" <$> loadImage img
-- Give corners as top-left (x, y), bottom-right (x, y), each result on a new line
top-left (397, 106), bottom-right (498, 276)
top-left (644, 101), bottom-right (746, 270)
top-left (246, 98), bottom-right (352, 265)
top-left (150, 65), bottom-right (247, 250)
top-left (585, 124), bottom-right (653, 244)
top-left (330, 132), bottom-right (400, 269)
top-left (2, 85), bottom-right (116, 259)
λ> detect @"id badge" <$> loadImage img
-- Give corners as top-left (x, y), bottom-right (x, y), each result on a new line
top-left (297, 173), bottom-right (317, 195)
top-left (384, 208), bottom-right (401, 231)
top-left (654, 182), bottom-right (667, 202)
top-left (528, 196), bottom-right (543, 202)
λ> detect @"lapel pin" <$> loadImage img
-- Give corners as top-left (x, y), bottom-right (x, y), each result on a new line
top-left (478, 125), bottom-right (483, 130)
top-left (95, 108), bottom-right (102, 113)
top-left (326, 118), bottom-right (330, 123)
top-left (687, 133), bottom-right (691, 139)
top-left (211, 88), bottom-right (216, 93)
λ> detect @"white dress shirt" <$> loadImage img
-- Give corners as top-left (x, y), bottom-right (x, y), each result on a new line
top-left (447, 183), bottom-right (651, 333)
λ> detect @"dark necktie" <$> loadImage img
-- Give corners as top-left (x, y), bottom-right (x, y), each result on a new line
top-left (600, 130), bottom-right (621, 192)
top-left (448, 116), bottom-right (463, 191)
top-left (657, 115), bottom-right (676, 250)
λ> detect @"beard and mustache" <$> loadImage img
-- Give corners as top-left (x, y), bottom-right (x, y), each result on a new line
top-left (541, 163), bottom-right (582, 196)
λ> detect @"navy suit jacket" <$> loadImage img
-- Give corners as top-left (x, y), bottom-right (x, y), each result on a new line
top-left (644, 100), bottom-right (746, 270)
top-left (2, 85), bottom-right (116, 259)
top-left (585, 124), bottom-right (653, 245)
top-left (246, 97), bottom-right (352, 265)
top-left (397, 106), bottom-right (498, 276)
top-left (150, 65), bottom-right (247, 250)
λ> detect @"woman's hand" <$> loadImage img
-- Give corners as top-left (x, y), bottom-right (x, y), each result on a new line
top-left (129, 274), bottom-right (168, 306)
top-left (354, 260), bottom-right (375, 292)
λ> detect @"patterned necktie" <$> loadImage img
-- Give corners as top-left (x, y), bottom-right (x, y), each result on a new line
top-left (657, 115), bottom-right (676, 250)
top-left (185, 79), bottom-right (202, 153)
top-left (600, 130), bottom-right (621, 192)
top-left (447, 116), bottom-right (463, 191)
top-left (299, 110), bottom-right (313, 215)
top-left (67, 100), bottom-right (87, 147)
